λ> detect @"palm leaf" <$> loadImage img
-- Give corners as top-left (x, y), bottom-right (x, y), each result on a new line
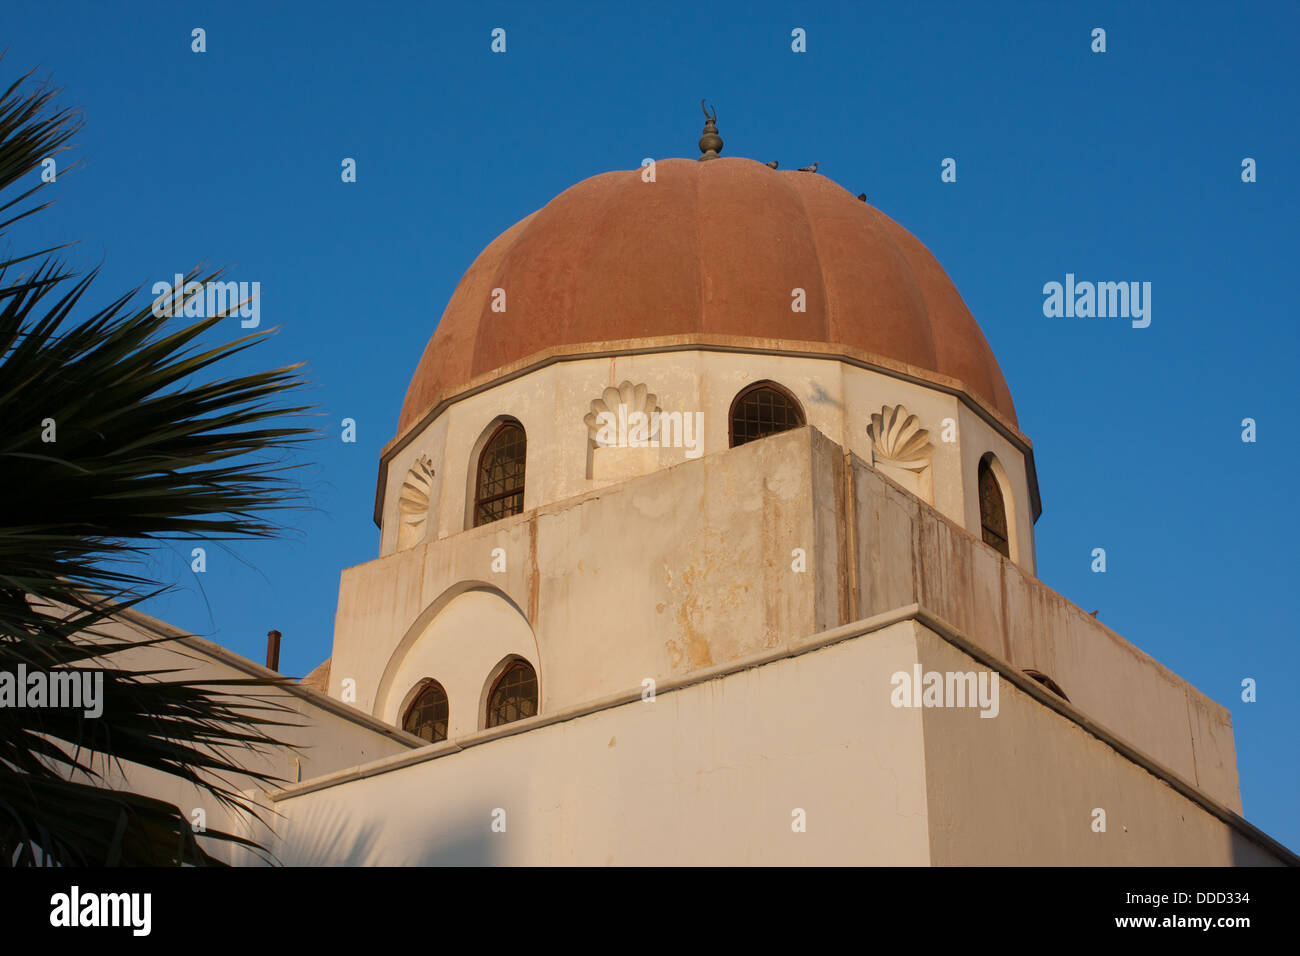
top-left (0, 59), bottom-right (321, 866)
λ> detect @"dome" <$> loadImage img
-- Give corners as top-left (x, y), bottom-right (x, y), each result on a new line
top-left (399, 157), bottom-right (1016, 436)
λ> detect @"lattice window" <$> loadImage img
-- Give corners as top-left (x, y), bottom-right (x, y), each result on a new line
top-left (485, 660), bottom-right (538, 728)
top-left (978, 456), bottom-right (1010, 558)
top-left (729, 383), bottom-right (805, 447)
top-left (474, 423), bottom-right (526, 526)
top-left (402, 680), bottom-right (449, 742)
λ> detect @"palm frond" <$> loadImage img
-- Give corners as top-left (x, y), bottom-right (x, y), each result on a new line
top-left (0, 60), bottom-right (321, 866)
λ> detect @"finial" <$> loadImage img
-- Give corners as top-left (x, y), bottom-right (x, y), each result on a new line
top-left (698, 100), bottom-right (723, 161)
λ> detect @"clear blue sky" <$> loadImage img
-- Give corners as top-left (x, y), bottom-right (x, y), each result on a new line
top-left (6, 1), bottom-right (1297, 851)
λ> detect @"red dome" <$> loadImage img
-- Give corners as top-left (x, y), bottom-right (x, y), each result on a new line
top-left (399, 157), bottom-right (1017, 435)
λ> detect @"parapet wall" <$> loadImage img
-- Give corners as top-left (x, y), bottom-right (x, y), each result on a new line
top-left (331, 424), bottom-right (1240, 811)
top-left (270, 614), bottom-right (1280, 865)
top-left (844, 445), bottom-right (1241, 810)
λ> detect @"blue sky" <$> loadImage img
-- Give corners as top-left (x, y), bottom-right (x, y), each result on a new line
top-left (5, 1), bottom-right (1297, 851)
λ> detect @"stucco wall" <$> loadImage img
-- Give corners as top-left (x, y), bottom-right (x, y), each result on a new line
top-left (378, 350), bottom-right (1036, 575)
top-left (337, 424), bottom-right (1241, 813)
top-left (332, 425), bottom-right (837, 722)
top-left (848, 455), bottom-right (1242, 811)
top-left (269, 616), bottom-right (1282, 866)
top-left (62, 609), bottom-right (418, 863)
top-left (916, 625), bottom-right (1276, 865)
top-left (274, 620), bottom-right (933, 865)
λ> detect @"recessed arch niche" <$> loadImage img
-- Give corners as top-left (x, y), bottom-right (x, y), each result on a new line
top-left (375, 583), bottom-right (540, 740)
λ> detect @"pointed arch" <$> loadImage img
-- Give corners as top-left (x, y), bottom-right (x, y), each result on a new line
top-left (375, 583), bottom-right (539, 739)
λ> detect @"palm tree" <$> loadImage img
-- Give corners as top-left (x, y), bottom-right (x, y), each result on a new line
top-left (0, 65), bottom-right (317, 865)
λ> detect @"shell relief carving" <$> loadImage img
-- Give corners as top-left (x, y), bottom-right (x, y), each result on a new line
top-left (866, 404), bottom-right (934, 472)
top-left (396, 455), bottom-right (435, 548)
top-left (583, 381), bottom-right (662, 446)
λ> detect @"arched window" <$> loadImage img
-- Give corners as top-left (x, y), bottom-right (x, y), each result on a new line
top-left (729, 382), bottom-right (805, 448)
top-left (485, 660), bottom-right (538, 728)
top-left (473, 422), bottom-right (526, 527)
top-left (402, 680), bottom-right (449, 742)
top-left (978, 454), bottom-right (1010, 559)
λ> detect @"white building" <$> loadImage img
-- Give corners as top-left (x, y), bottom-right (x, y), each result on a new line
top-left (95, 134), bottom-right (1296, 866)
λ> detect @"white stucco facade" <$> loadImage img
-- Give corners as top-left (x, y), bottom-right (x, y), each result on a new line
top-left (50, 148), bottom-right (1298, 866)
top-left (376, 350), bottom-right (1038, 575)
top-left (68, 350), bottom-right (1296, 866)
